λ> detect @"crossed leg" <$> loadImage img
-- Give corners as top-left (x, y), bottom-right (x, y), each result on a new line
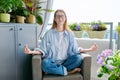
top-left (68, 68), bottom-right (81, 74)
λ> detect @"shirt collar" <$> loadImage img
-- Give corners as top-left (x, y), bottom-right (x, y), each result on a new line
top-left (53, 28), bottom-right (69, 36)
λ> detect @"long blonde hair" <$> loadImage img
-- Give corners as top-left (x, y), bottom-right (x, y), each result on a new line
top-left (51, 9), bottom-right (71, 31)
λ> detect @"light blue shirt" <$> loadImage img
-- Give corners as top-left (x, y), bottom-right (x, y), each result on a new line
top-left (35, 28), bottom-right (80, 64)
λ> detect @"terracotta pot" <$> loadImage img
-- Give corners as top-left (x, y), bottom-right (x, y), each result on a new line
top-left (16, 16), bottom-right (25, 23)
top-left (26, 14), bottom-right (36, 23)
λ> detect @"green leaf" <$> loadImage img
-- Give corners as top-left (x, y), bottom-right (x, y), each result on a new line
top-left (108, 74), bottom-right (117, 80)
top-left (26, 2), bottom-right (34, 7)
top-left (42, 9), bottom-right (54, 12)
top-left (36, 15), bottom-right (43, 24)
top-left (68, 23), bottom-right (76, 30)
top-left (97, 73), bottom-right (103, 77)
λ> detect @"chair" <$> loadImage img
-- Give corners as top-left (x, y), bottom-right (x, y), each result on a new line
top-left (32, 53), bottom-right (91, 80)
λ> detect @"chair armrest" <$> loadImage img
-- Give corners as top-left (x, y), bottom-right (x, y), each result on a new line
top-left (32, 55), bottom-right (42, 80)
top-left (80, 54), bottom-right (92, 80)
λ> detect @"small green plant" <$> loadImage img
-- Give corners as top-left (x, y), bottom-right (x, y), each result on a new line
top-left (0, 0), bottom-right (13, 13)
top-left (0, 0), bottom-right (23, 13)
top-left (68, 23), bottom-right (80, 31)
top-left (14, 7), bottom-right (28, 17)
top-left (116, 25), bottom-right (120, 34)
top-left (97, 49), bottom-right (120, 80)
top-left (80, 23), bottom-right (90, 31)
top-left (68, 23), bottom-right (90, 31)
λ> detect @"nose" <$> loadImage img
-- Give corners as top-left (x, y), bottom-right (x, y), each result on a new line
top-left (59, 17), bottom-right (63, 21)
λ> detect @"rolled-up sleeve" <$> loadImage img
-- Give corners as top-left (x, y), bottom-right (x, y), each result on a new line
top-left (69, 32), bottom-right (80, 54)
top-left (72, 38), bottom-right (80, 53)
top-left (34, 32), bottom-right (50, 57)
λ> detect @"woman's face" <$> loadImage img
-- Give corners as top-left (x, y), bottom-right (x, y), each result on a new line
top-left (55, 11), bottom-right (66, 26)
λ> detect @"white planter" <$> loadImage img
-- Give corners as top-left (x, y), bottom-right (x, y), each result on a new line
top-left (87, 30), bottom-right (106, 39)
top-left (73, 31), bottom-right (83, 38)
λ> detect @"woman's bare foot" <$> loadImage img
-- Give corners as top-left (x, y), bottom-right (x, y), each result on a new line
top-left (68, 68), bottom-right (81, 74)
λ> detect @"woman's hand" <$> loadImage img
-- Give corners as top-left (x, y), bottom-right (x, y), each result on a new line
top-left (90, 43), bottom-right (97, 51)
top-left (80, 43), bottom-right (98, 53)
top-left (24, 44), bottom-right (41, 55)
top-left (24, 44), bottom-right (32, 54)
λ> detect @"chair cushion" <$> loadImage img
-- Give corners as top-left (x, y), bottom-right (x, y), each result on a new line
top-left (43, 73), bottom-right (83, 80)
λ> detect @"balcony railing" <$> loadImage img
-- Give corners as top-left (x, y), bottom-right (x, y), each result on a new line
top-left (81, 22), bottom-right (113, 49)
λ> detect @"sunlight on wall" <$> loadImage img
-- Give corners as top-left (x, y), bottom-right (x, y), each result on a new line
top-left (49, 0), bottom-right (120, 27)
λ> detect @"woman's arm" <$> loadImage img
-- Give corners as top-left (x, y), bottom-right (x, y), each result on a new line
top-left (80, 43), bottom-right (97, 53)
top-left (24, 44), bottom-right (42, 55)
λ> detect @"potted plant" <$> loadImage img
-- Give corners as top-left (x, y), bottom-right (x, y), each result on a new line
top-left (10, 0), bottom-right (25, 22)
top-left (90, 20), bottom-right (107, 31)
top-left (116, 25), bottom-right (120, 34)
top-left (15, 7), bottom-right (29, 23)
top-left (0, 0), bottom-right (25, 22)
top-left (68, 23), bottom-right (89, 38)
top-left (69, 23), bottom-right (81, 31)
top-left (87, 20), bottom-right (107, 39)
top-left (97, 49), bottom-right (120, 80)
top-left (0, 0), bottom-right (13, 22)
top-left (23, 0), bottom-right (53, 24)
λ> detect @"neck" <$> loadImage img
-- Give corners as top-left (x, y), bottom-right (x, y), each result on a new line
top-left (56, 25), bottom-right (64, 32)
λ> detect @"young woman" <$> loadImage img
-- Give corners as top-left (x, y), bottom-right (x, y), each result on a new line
top-left (24, 9), bottom-right (97, 76)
